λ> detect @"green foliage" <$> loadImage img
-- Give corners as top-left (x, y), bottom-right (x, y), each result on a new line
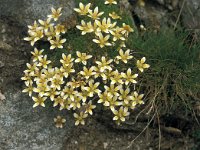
top-left (127, 28), bottom-right (200, 114)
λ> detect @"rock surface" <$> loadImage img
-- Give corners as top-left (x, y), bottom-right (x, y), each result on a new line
top-left (182, 0), bottom-right (200, 29)
top-left (0, 16), bottom-right (75, 150)
top-left (0, 89), bottom-right (74, 150)
top-left (0, 0), bottom-right (75, 26)
top-left (129, 0), bottom-right (200, 33)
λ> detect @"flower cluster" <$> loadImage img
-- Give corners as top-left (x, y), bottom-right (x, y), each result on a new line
top-left (74, 2), bottom-right (133, 49)
top-left (22, 1), bottom-right (150, 127)
top-left (24, 7), bottom-right (67, 49)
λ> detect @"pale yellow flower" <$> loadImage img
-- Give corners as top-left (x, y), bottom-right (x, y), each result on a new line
top-left (93, 66), bottom-right (103, 78)
top-left (50, 35), bottom-right (66, 49)
top-left (73, 112), bottom-right (88, 125)
top-left (60, 54), bottom-right (74, 66)
top-left (104, 84), bottom-right (121, 97)
top-left (83, 80), bottom-right (101, 97)
top-left (74, 3), bottom-right (91, 15)
top-left (24, 35), bottom-right (37, 46)
top-left (121, 23), bottom-right (134, 36)
top-left (88, 7), bottom-right (104, 20)
top-left (28, 21), bottom-right (42, 31)
top-left (95, 18), bottom-right (116, 33)
top-left (45, 87), bottom-right (60, 101)
top-left (24, 28), bottom-right (44, 46)
top-left (121, 68), bottom-right (138, 85)
top-left (109, 12), bottom-right (121, 20)
top-left (70, 95), bottom-right (82, 110)
top-left (61, 86), bottom-right (77, 100)
top-left (84, 101), bottom-right (96, 115)
top-left (53, 96), bottom-right (64, 107)
top-left (50, 74), bottom-right (64, 90)
top-left (112, 106), bottom-right (130, 124)
top-left (37, 55), bottom-right (51, 68)
top-left (24, 63), bottom-right (39, 76)
top-left (105, 0), bottom-right (117, 5)
top-left (54, 116), bottom-right (66, 128)
top-left (131, 91), bottom-right (144, 106)
top-left (31, 48), bottom-right (44, 62)
top-left (38, 18), bottom-right (53, 32)
top-left (78, 89), bottom-right (89, 103)
top-left (104, 96), bottom-right (122, 110)
top-left (76, 20), bottom-right (94, 35)
top-left (116, 49), bottom-right (133, 63)
top-left (67, 78), bottom-right (86, 89)
top-left (95, 56), bottom-right (113, 72)
top-left (101, 69), bottom-right (113, 81)
top-left (33, 83), bottom-right (50, 97)
top-left (93, 32), bottom-right (112, 48)
top-left (110, 70), bottom-right (123, 84)
top-left (42, 67), bottom-right (56, 79)
top-left (75, 51), bottom-right (92, 65)
top-left (80, 66), bottom-right (96, 79)
top-left (136, 57), bottom-right (150, 72)
top-left (55, 24), bottom-right (67, 34)
top-left (119, 88), bottom-right (132, 104)
top-left (59, 99), bottom-right (72, 110)
top-left (22, 81), bottom-right (34, 97)
top-left (110, 27), bottom-right (125, 41)
top-left (32, 95), bottom-right (47, 108)
top-left (45, 26), bottom-right (58, 41)
top-left (21, 72), bottom-right (32, 84)
top-left (98, 92), bottom-right (112, 104)
top-left (60, 63), bottom-right (75, 78)
top-left (34, 73), bottom-right (48, 85)
top-left (48, 7), bottom-right (62, 21)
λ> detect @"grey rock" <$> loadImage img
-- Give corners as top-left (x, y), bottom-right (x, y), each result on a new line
top-left (182, 0), bottom-right (200, 29)
top-left (0, 41), bottom-right (13, 51)
top-left (0, 0), bottom-right (75, 26)
top-left (0, 61), bottom-right (5, 68)
top-left (181, 0), bottom-right (200, 42)
top-left (0, 18), bottom-right (75, 150)
top-left (0, 88), bottom-right (74, 150)
top-left (156, 0), bottom-right (165, 5)
top-left (133, 2), bottom-right (167, 30)
top-left (153, 0), bottom-right (179, 10)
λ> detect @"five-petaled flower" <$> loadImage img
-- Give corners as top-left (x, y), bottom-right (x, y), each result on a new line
top-left (76, 20), bottom-right (94, 35)
top-left (74, 3), bottom-right (91, 15)
top-left (88, 7), bottom-right (104, 20)
top-left (32, 95), bottom-right (47, 108)
top-left (54, 116), bottom-right (66, 128)
top-left (116, 49), bottom-right (133, 63)
top-left (137, 57), bottom-right (150, 72)
top-left (109, 12), bottom-right (121, 20)
top-left (50, 35), bottom-right (66, 49)
top-left (93, 32), bottom-right (112, 48)
top-left (74, 112), bottom-right (88, 125)
top-left (48, 7), bottom-right (62, 21)
top-left (75, 51), bottom-right (92, 65)
top-left (121, 68), bottom-right (138, 85)
top-left (112, 106), bottom-right (130, 125)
